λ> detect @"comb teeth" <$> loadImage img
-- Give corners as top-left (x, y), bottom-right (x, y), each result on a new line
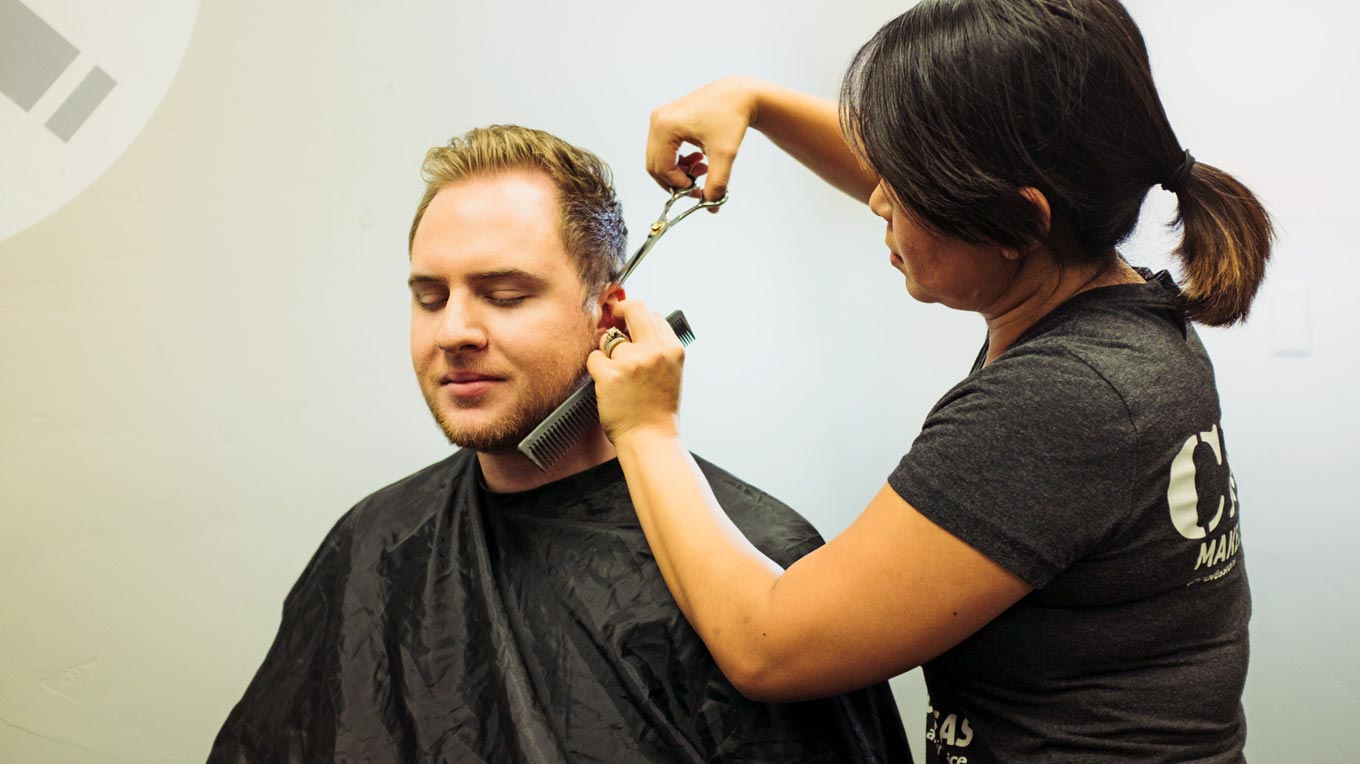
top-left (667, 310), bottom-right (695, 345)
top-left (518, 309), bottom-right (696, 471)
top-left (517, 382), bottom-right (599, 471)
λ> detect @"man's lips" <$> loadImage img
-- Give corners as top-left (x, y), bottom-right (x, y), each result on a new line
top-left (441, 371), bottom-right (503, 384)
top-left (439, 371), bottom-right (505, 398)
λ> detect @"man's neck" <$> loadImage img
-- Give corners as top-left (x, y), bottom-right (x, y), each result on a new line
top-left (477, 425), bottom-right (617, 493)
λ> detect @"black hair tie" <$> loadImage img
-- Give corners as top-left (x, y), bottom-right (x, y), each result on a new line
top-left (1161, 149), bottom-right (1196, 193)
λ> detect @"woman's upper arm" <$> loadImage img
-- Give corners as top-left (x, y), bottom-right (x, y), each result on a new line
top-left (743, 482), bottom-right (1032, 702)
top-left (749, 79), bottom-right (880, 203)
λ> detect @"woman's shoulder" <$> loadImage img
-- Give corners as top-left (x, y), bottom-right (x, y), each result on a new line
top-left (986, 281), bottom-right (1212, 400)
top-left (940, 336), bottom-right (1135, 431)
top-left (931, 296), bottom-right (1220, 461)
top-left (1019, 277), bottom-right (1207, 369)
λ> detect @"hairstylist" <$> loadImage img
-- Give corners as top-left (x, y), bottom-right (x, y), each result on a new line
top-left (586, 1), bottom-right (1271, 761)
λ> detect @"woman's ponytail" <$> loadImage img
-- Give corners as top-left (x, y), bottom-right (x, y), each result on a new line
top-left (1168, 161), bottom-right (1274, 326)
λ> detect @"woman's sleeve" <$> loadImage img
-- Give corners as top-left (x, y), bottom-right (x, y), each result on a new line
top-left (889, 346), bottom-right (1138, 588)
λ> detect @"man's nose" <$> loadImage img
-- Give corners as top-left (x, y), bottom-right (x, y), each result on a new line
top-left (435, 304), bottom-right (488, 352)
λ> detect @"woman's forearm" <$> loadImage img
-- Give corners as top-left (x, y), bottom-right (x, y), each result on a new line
top-left (746, 78), bottom-right (879, 203)
top-left (612, 427), bottom-right (786, 686)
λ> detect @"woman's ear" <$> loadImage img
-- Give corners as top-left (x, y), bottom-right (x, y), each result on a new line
top-left (596, 284), bottom-right (626, 332)
top-left (1018, 186), bottom-right (1052, 238)
top-left (996, 187), bottom-right (1053, 262)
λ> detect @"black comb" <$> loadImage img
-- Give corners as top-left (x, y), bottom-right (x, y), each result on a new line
top-left (517, 310), bottom-right (695, 471)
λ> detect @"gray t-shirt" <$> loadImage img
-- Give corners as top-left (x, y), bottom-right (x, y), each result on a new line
top-left (890, 271), bottom-right (1249, 763)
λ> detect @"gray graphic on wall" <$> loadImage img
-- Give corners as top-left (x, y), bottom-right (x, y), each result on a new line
top-left (0, 0), bottom-right (199, 242)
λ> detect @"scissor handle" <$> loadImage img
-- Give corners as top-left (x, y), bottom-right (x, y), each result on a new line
top-left (616, 184), bottom-right (730, 285)
top-left (658, 181), bottom-right (729, 229)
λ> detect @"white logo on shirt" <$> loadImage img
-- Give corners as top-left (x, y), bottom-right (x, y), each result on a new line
top-left (1167, 424), bottom-right (1243, 581)
top-left (1167, 424), bottom-right (1237, 540)
top-left (926, 702), bottom-right (974, 759)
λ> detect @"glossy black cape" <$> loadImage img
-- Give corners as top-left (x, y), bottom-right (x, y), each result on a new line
top-left (209, 450), bottom-right (911, 763)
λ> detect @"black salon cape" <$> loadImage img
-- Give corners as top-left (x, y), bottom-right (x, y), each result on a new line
top-left (209, 450), bottom-right (911, 763)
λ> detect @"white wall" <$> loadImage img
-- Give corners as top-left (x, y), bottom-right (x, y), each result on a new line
top-left (1, 1), bottom-right (1354, 762)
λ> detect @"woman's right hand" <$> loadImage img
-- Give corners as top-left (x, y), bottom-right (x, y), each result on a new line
top-left (646, 76), bottom-right (765, 205)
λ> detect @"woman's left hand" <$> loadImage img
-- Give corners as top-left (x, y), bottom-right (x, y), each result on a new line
top-left (586, 299), bottom-right (686, 444)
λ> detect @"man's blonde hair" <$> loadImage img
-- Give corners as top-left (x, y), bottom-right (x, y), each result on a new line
top-left (409, 125), bottom-right (627, 293)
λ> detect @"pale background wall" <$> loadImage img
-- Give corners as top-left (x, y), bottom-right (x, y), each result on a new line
top-left (1, 1), bottom-right (1355, 762)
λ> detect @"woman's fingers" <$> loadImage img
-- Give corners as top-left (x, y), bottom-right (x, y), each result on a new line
top-left (646, 78), bottom-right (757, 202)
top-left (678, 151), bottom-right (706, 175)
top-left (585, 348), bottom-right (611, 381)
top-left (700, 147), bottom-right (734, 205)
top-left (646, 111), bottom-right (698, 192)
top-left (610, 299), bottom-right (655, 346)
top-left (589, 300), bottom-right (686, 442)
top-left (677, 152), bottom-right (709, 197)
top-left (611, 299), bottom-right (680, 349)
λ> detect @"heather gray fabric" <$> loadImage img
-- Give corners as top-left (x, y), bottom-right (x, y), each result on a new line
top-left (891, 270), bottom-right (1249, 763)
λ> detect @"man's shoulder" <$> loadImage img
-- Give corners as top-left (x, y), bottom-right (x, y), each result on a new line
top-left (693, 454), bottom-right (825, 565)
top-left (341, 449), bottom-right (474, 534)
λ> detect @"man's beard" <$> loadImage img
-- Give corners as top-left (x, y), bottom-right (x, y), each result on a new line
top-left (420, 349), bottom-right (592, 455)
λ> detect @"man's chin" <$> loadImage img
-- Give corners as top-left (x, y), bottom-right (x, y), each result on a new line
top-left (423, 365), bottom-right (591, 456)
top-left (438, 419), bottom-right (526, 454)
top-left (451, 435), bottom-right (521, 455)
top-left (435, 402), bottom-right (566, 455)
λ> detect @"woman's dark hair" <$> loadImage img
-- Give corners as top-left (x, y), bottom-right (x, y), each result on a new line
top-left (840, 0), bottom-right (1272, 325)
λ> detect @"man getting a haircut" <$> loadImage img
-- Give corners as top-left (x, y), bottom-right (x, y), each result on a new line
top-left (208, 125), bottom-right (910, 763)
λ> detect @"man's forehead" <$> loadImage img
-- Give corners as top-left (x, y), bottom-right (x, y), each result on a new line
top-left (410, 172), bottom-right (575, 282)
top-left (426, 169), bottom-right (560, 220)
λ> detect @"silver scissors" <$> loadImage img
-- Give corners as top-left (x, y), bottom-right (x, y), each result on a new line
top-left (616, 181), bottom-right (728, 284)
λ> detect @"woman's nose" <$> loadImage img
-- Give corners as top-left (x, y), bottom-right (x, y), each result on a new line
top-left (868, 180), bottom-right (893, 222)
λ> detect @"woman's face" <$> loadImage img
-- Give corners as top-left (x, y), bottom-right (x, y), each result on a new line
top-left (868, 180), bottom-right (1018, 314)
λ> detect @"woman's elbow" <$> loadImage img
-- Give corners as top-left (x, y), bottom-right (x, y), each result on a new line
top-left (724, 660), bottom-right (798, 703)
top-left (719, 640), bottom-right (924, 704)
top-left (718, 648), bottom-right (818, 704)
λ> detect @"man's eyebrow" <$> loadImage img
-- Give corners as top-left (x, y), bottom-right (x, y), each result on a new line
top-left (407, 274), bottom-right (444, 289)
top-left (407, 269), bottom-right (549, 289)
top-left (467, 268), bottom-right (548, 285)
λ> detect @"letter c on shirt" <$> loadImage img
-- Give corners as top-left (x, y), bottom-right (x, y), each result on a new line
top-left (1167, 424), bottom-right (1236, 539)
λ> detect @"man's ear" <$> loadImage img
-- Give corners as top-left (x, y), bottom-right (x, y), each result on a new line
top-left (595, 283), bottom-right (626, 332)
